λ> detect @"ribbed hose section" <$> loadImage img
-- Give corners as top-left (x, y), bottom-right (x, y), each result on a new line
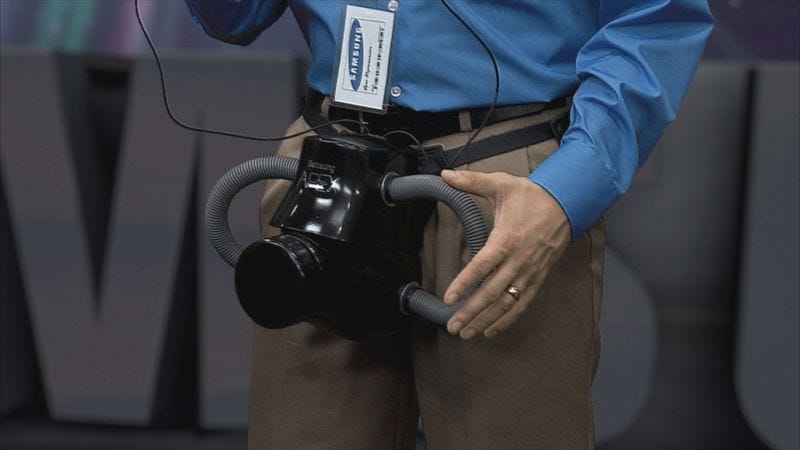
top-left (387, 175), bottom-right (488, 324)
top-left (405, 286), bottom-right (459, 326)
top-left (387, 174), bottom-right (487, 256)
top-left (206, 156), bottom-right (298, 267)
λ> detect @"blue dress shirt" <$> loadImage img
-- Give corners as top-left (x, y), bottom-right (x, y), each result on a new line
top-left (184, 0), bottom-right (713, 239)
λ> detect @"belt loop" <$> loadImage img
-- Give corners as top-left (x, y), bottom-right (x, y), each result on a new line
top-left (549, 112), bottom-right (570, 141)
top-left (321, 97), bottom-right (331, 118)
top-left (302, 90), bottom-right (339, 135)
top-left (458, 110), bottom-right (472, 132)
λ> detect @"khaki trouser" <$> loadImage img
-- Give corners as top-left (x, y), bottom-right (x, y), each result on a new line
top-left (250, 105), bottom-right (605, 450)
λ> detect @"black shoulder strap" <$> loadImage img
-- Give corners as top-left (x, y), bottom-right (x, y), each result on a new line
top-left (418, 112), bottom-right (569, 173)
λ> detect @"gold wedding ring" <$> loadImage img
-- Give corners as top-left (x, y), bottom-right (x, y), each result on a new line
top-left (505, 285), bottom-right (521, 301)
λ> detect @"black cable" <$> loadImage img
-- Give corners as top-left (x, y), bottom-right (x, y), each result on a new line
top-left (439, 0), bottom-right (501, 169)
top-left (134, 0), bottom-right (363, 142)
top-left (358, 110), bottom-right (367, 134)
top-left (382, 129), bottom-right (433, 167)
top-left (383, 129), bottom-right (422, 147)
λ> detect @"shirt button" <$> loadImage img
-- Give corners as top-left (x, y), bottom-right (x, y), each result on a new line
top-left (388, 0), bottom-right (399, 12)
top-left (390, 86), bottom-right (402, 97)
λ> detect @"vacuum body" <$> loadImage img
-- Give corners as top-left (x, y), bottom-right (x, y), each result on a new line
top-left (206, 133), bottom-right (487, 341)
top-left (236, 135), bottom-right (433, 340)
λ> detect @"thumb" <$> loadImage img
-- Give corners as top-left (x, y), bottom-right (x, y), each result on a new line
top-left (441, 169), bottom-right (497, 196)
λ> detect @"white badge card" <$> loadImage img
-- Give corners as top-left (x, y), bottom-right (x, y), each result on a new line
top-left (332, 5), bottom-right (395, 113)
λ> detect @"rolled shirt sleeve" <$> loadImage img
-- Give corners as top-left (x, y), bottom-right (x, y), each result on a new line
top-left (184, 0), bottom-right (288, 46)
top-left (529, 0), bottom-right (713, 240)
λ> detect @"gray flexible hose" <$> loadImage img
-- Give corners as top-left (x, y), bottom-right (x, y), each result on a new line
top-left (206, 156), bottom-right (298, 267)
top-left (399, 283), bottom-right (461, 326)
top-left (387, 174), bottom-right (487, 256)
top-left (387, 174), bottom-right (488, 323)
top-left (207, 163), bottom-right (486, 327)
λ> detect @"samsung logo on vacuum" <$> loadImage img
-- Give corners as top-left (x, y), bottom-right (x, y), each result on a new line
top-left (348, 19), bottom-right (363, 90)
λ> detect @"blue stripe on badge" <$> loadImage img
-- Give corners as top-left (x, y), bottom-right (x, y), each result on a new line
top-left (348, 19), bottom-right (363, 91)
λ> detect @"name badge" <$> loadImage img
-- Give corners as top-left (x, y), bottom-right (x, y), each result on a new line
top-left (332, 5), bottom-right (396, 113)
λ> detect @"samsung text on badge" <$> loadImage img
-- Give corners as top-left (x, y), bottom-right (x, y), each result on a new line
top-left (332, 6), bottom-right (395, 112)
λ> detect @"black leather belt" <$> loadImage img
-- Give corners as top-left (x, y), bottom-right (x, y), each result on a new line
top-left (302, 89), bottom-right (570, 172)
top-left (304, 89), bottom-right (567, 141)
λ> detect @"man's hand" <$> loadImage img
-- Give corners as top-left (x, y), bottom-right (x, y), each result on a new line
top-left (440, 169), bottom-right (572, 340)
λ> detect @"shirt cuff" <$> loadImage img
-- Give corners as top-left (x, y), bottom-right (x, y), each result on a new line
top-left (528, 138), bottom-right (621, 240)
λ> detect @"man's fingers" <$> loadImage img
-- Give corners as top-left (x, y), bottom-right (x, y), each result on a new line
top-left (483, 274), bottom-right (545, 337)
top-left (457, 280), bottom-right (525, 340)
top-left (441, 169), bottom-right (499, 197)
top-left (443, 239), bottom-right (509, 305)
top-left (482, 300), bottom-right (529, 338)
top-left (447, 258), bottom-right (520, 336)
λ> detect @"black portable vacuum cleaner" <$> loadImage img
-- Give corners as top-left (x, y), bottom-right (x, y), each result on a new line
top-left (206, 133), bottom-right (488, 340)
